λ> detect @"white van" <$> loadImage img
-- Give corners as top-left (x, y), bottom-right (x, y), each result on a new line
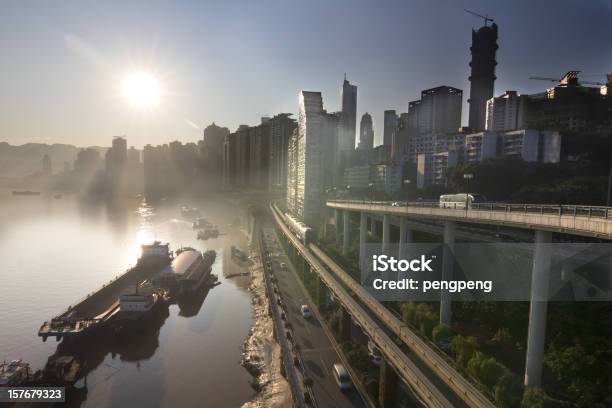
top-left (300, 304), bottom-right (312, 318)
top-left (332, 363), bottom-right (352, 391)
top-left (368, 340), bottom-right (382, 365)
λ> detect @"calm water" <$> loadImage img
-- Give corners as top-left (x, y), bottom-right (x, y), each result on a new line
top-left (0, 190), bottom-right (256, 407)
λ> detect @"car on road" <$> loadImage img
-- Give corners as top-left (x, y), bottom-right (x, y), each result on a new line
top-left (391, 201), bottom-right (403, 207)
top-left (368, 341), bottom-right (382, 365)
top-left (300, 304), bottom-right (312, 318)
top-left (279, 262), bottom-right (287, 270)
top-left (332, 363), bottom-right (352, 391)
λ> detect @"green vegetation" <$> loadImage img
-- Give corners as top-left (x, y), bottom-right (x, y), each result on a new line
top-left (305, 219), bottom-right (612, 406)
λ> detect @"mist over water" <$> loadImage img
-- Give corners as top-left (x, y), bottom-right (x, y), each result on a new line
top-left (0, 189), bottom-right (256, 407)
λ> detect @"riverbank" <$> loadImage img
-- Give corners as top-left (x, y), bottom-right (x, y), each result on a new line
top-left (239, 209), bottom-right (291, 408)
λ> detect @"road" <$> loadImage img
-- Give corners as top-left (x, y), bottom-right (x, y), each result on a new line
top-left (261, 227), bottom-right (367, 408)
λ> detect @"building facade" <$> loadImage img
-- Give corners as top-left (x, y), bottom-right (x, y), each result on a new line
top-left (358, 112), bottom-right (374, 150)
top-left (383, 110), bottom-right (397, 147)
top-left (286, 91), bottom-right (338, 227)
top-left (485, 90), bottom-right (527, 131)
top-left (340, 76), bottom-right (358, 151)
top-left (269, 113), bottom-right (297, 193)
top-left (468, 23), bottom-right (498, 131)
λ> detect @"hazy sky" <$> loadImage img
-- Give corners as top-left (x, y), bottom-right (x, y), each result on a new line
top-left (0, 0), bottom-right (609, 148)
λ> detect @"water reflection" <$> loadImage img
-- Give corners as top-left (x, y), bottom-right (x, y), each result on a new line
top-left (0, 190), bottom-right (256, 407)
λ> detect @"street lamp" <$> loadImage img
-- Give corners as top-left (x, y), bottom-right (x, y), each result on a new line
top-left (403, 179), bottom-right (411, 205)
top-left (463, 173), bottom-right (474, 211)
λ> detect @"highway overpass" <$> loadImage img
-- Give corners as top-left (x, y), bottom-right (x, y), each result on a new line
top-left (326, 199), bottom-right (612, 389)
top-left (271, 203), bottom-right (494, 408)
top-left (327, 200), bottom-right (612, 240)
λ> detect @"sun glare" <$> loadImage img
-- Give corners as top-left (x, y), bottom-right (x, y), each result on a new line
top-left (121, 71), bottom-right (162, 108)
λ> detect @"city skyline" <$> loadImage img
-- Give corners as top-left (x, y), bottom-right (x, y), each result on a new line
top-left (0, 0), bottom-right (609, 148)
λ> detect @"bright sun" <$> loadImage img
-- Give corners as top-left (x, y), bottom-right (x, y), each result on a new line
top-left (121, 71), bottom-right (162, 108)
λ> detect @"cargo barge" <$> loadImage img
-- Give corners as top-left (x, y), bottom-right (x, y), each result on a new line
top-left (38, 241), bottom-right (172, 342)
top-left (153, 248), bottom-right (217, 297)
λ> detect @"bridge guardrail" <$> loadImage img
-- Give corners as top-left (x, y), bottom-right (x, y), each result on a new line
top-left (329, 199), bottom-right (612, 219)
top-left (308, 244), bottom-right (494, 408)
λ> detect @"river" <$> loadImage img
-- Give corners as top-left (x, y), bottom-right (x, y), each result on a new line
top-left (0, 190), bottom-right (258, 407)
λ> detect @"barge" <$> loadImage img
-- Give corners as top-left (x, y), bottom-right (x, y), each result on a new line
top-left (38, 241), bottom-right (172, 342)
top-left (153, 248), bottom-right (217, 297)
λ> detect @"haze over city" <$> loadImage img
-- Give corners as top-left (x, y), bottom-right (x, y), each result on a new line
top-left (0, 0), bottom-right (609, 148)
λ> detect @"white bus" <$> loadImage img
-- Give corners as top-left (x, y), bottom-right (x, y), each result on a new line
top-left (439, 193), bottom-right (486, 209)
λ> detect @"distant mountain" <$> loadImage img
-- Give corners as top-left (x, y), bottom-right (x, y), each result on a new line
top-left (0, 142), bottom-right (107, 178)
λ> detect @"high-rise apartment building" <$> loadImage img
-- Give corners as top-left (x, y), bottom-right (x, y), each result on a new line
top-left (468, 23), bottom-right (498, 131)
top-left (42, 154), bottom-right (52, 176)
top-left (106, 136), bottom-right (127, 182)
top-left (418, 86), bottom-right (463, 134)
top-left (358, 112), bottom-right (374, 150)
top-left (269, 113), bottom-right (297, 193)
top-left (286, 91), bottom-right (338, 227)
top-left (383, 110), bottom-right (398, 147)
top-left (340, 76), bottom-right (358, 151)
top-left (485, 90), bottom-right (526, 131)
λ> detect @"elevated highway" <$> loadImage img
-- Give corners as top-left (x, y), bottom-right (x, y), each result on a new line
top-left (271, 203), bottom-right (495, 408)
top-left (326, 199), bottom-right (612, 389)
top-left (328, 200), bottom-right (612, 240)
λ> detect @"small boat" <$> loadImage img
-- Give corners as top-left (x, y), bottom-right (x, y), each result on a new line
top-left (231, 246), bottom-right (248, 262)
top-left (0, 359), bottom-right (31, 386)
top-left (114, 288), bottom-right (167, 337)
top-left (197, 228), bottom-right (219, 240)
top-left (41, 355), bottom-right (81, 386)
top-left (12, 190), bottom-right (40, 196)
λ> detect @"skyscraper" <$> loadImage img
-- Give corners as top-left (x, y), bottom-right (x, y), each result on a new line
top-left (340, 75), bottom-right (357, 151)
top-left (286, 91), bottom-right (337, 226)
top-left (383, 110), bottom-right (398, 147)
top-left (269, 113), bottom-right (297, 193)
top-left (418, 86), bottom-right (463, 134)
top-left (468, 22), bottom-right (498, 131)
top-left (358, 112), bottom-right (374, 150)
top-left (106, 136), bottom-right (127, 175)
top-left (42, 154), bottom-right (52, 176)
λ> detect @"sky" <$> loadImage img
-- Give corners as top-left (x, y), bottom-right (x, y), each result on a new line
top-left (0, 0), bottom-right (610, 148)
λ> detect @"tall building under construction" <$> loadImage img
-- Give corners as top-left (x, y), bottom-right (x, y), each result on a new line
top-left (468, 22), bottom-right (498, 131)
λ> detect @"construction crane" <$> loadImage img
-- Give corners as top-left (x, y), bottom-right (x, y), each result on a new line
top-left (529, 71), bottom-right (605, 86)
top-left (464, 9), bottom-right (494, 26)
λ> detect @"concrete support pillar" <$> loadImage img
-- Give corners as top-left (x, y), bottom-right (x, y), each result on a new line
top-left (398, 218), bottom-right (413, 280)
top-left (382, 214), bottom-right (390, 255)
top-left (524, 230), bottom-right (552, 388)
top-left (560, 257), bottom-right (575, 282)
top-left (339, 307), bottom-right (351, 343)
top-left (379, 357), bottom-right (398, 408)
top-left (334, 208), bottom-right (340, 244)
top-left (342, 210), bottom-right (350, 255)
top-left (440, 220), bottom-right (455, 325)
top-left (371, 216), bottom-right (378, 237)
top-left (359, 212), bottom-right (367, 274)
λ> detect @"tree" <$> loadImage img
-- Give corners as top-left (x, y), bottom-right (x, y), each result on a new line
top-left (521, 388), bottom-right (546, 408)
top-left (432, 324), bottom-right (453, 346)
top-left (494, 373), bottom-right (523, 408)
top-left (452, 335), bottom-right (478, 370)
